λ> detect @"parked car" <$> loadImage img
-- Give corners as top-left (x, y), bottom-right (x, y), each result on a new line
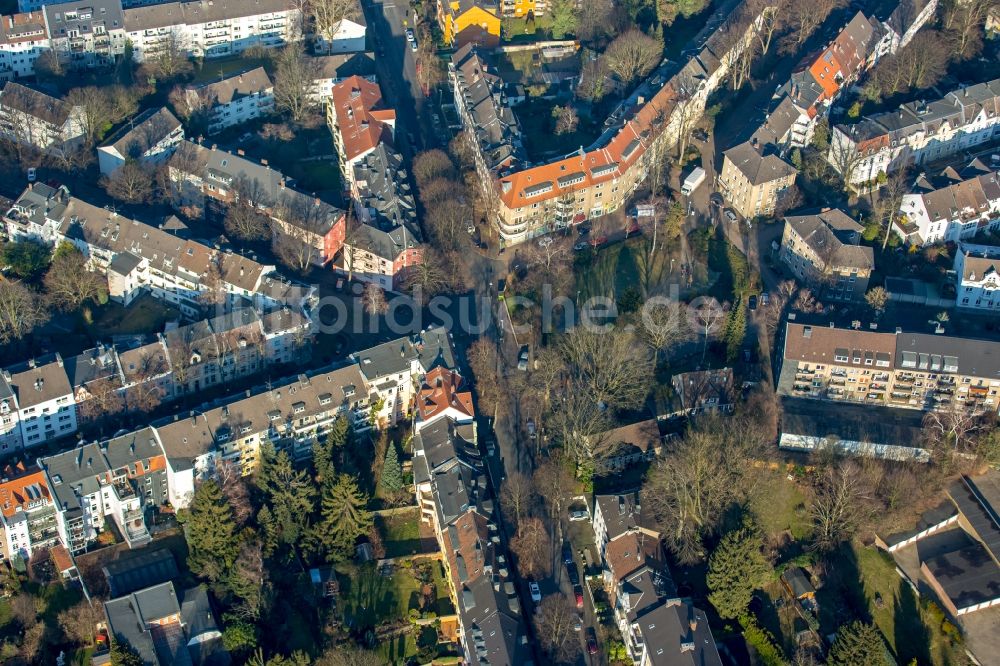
top-left (517, 346), bottom-right (529, 371)
top-left (574, 584), bottom-right (584, 609)
top-left (693, 128), bottom-right (709, 142)
top-left (410, 38), bottom-right (419, 52)
top-left (405, 28), bottom-right (415, 41)
top-left (573, 614), bottom-right (584, 632)
top-left (748, 294), bottom-right (758, 310)
top-left (574, 241), bottom-right (590, 251)
top-left (577, 223), bottom-right (591, 236)
top-left (724, 209), bottom-right (738, 223)
top-left (466, 221), bottom-right (476, 234)
top-left (590, 235), bottom-right (608, 247)
top-left (586, 628), bottom-right (598, 654)
top-left (526, 418), bottom-right (537, 439)
top-left (562, 541), bottom-right (574, 565)
top-left (567, 562), bottom-right (580, 586)
top-left (709, 192), bottom-right (724, 208)
top-left (625, 220), bottom-right (641, 235)
top-left (529, 581), bottom-right (541, 603)
top-left (761, 292), bottom-right (770, 305)
top-left (569, 508), bottom-right (588, 521)
top-left (26, 168), bottom-right (35, 183)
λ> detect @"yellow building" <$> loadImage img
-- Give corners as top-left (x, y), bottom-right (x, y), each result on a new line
top-left (439, 0), bottom-right (501, 48)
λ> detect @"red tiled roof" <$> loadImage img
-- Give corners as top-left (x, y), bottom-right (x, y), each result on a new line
top-left (0, 468), bottom-right (50, 518)
top-left (416, 367), bottom-right (474, 421)
top-left (331, 75), bottom-right (395, 162)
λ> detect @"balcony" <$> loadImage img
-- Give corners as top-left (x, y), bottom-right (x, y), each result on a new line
top-left (119, 509), bottom-right (151, 548)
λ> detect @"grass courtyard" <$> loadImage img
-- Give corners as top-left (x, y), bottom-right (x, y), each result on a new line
top-left (337, 560), bottom-right (454, 629)
top-left (376, 508), bottom-right (438, 559)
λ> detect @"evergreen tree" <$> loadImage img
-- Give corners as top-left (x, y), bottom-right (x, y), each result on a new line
top-left (381, 442), bottom-right (403, 493)
top-left (257, 505), bottom-right (278, 557)
top-left (312, 416), bottom-right (350, 484)
top-left (706, 526), bottom-right (771, 619)
top-left (309, 474), bottom-right (373, 560)
top-left (183, 480), bottom-right (238, 582)
top-left (260, 449), bottom-right (315, 550)
top-left (827, 621), bottom-right (891, 666)
top-left (110, 638), bottom-right (143, 666)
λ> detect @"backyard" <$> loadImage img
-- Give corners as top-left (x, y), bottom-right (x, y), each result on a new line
top-left (376, 508), bottom-right (439, 559)
top-left (516, 96), bottom-right (602, 162)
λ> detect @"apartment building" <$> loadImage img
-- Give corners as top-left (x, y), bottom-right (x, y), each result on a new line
top-left (42, 0), bottom-right (127, 69)
top-left (0, 466), bottom-right (58, 561)
top-left (312, 3), bottom-right (365, 54)
top-left (344, 144), bottom-right (422, 291)
top-left (352, 337), bottom-right (422, 426)
top-left (438, 0), bottom-right (500, 48)
top-left (830, 78), bottom-right (1000, 187)
top-left (0, 12), bottom-right (50, 80)
top-left (897, 164), bottom-right (1000, 245)
top-left (307, 51), bottom-right (376, 102)
top-left (124, 0), bottom-right (300, 61)
top-left (878, 0), bottom-right (938, 52)
top-left (328, 75), bottom-right (396, 184)
top-left (0, 355), bottom-right (77, 452)
top-left (780, 208), bottom-right (874, 301)
top-left (778, 321), bottom-right (1000, 417)
top-left (718, 139), bottom-right (797, 219)
top-left (168, 140), bottom-right (347, 267)
top-left (40, 428), bottom-right (169, 552)
top-left (0, 81), bottom-right (85, 153)
top-left (954, 244), bottom-right (1000, 311)
top-left (186, 67), bottom-right (274, 135)
top-left (104, 582), bottom-right (226, 666)
top-left (97, 107), bottom-right (184, 175)
top-left (470, 1), bottom-right (765, 246)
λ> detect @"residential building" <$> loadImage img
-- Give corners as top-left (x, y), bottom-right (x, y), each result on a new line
top-left (719, 139), bottom-right (797, 218)
top-left (592, 492), bottom-right (658, 557)
top-left (307, 51), bottom-right (376, 101)
top-left (587, 420), bottom-right (664, 474)
top-left (104, 581), bottom-right (227, 666)
top-left (40, 428), bottom-right (169, 552)
top-left (954, 243), bottom-right (1000, 311)
top-left (780, 208), bottom-right (874, 301)
top-left (351, 336), bottom-right (422, 426)
top-left (312, 3), bottom-right (365, 54)
top-left (186, 67), bottom-right (274, 135)
top-left (0, 12), bottom-right (50, 80)
top-left (342, 145), bottom-right (422, 290)
top-left (830, 78), bottom-right (1000, 187)
top-left (475, 0), bottom-right (766, 245)
top-left (877, 0), bottom-right (938, 52)
top-left (102, 547), bottom-right (179, 598)
top-left (0, 81), bottom-right (85, 153)
top-left (778, 321), bottom-right (1000, 419)
top-left (97, 107), bottom-right (184, 175)
top-left (0, 354), bottom-right (77, 451)
top-left (0, 465), bottom-right (58, 561)
top-left (897, 164), bottom-right (1000, 245)
top-left (438, 0), bottom-right (501, 48)
top-left (123, 0), bottom-right (301, 62)
top-left (167, 140), bottom-right (346, 267)
top-left (42, 0), bottom-right (128, 70)
top-left (669, 367), bottom-right (737, 414)
top-left (414, 367), bottom-right (475, 430)
top-left (327, 75), bottom-right (396, 184)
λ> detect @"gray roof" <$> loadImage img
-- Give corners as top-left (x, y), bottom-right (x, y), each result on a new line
top-left (44, 0), bottom-right (126, 38)
top-left (418, 326), bottom-right (457, 372)
top-left (350, 220), bottom-right (421, 262)
top-left (724, 140), bottom-right (797, 186)
top-left (104, 548), bottom-right (179, 598)
top-left (310, 52), bottom-right (376, 80)
top-left (109, 251), bottom-right (143, 276)
top-left (894, 332), bottom-right (1000, 379)
top-left (353, 336), bottom-right (418, 380)
top-left (65, 346), bottom-right (119, 392)
top-left (5, 354), bottom-right (73, 409)
top-left (635, 601), bottom-right (723, 666)
top-left (784, 209), bottom-right (874, 271)
top-left (458, 574), bottom-right (532, 665)
top-left (191, 67), bottom-right (273, 106)
top-left (0, 81), bottom-right (74, 126)
top-left (922, 530), bottom-right (1000, 611)
top-left (353, 143), bottom-right (419, 230)
top-left (101, 107), bottom-right (182, 159)
top-left (124, 0), bottom-right (295, 32)
top-left (595, 492), bottom-right (644, 543)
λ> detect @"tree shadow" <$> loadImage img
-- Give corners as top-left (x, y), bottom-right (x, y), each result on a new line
top-left (816, 543), bottom-right (870, 637)
top-left (894, 579), bottom-right (931, 666)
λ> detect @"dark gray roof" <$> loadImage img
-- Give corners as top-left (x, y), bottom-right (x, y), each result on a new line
top-left (724, 140), bottom-right (797, 186)
top-left (310, 52), bottom-right (376, 80)
top-left (353, 336), bottom-right (418, 380)
top-left (418, 326), bottom-right (457, 372)
top-left (894, 332), bottom-right (1000, 380)
top-left (880, 501), bottom-right (958, 549)
top-left (415, 417), bottom-right (480, 474)
top-left (350, 220), bottom-right (422, 262)
top-left (65, 346), bottom-right (118, 392)
top-left (948, 473), bottom-right (1000, 564)
top-left (101, 107), bottom-right (182, 159)
top-left (109, 251), bottom-right (143, 276)
top-left (124, 0), bottom-right (294, 32)
top-left (104, 548), bottom-right (179, 598)
top-left (635, 601), bottom-right (722, 666)
top-left (784, 209), bottom-right (874, 271)
top-left (192, 67), bottom-right (273, 106)
top-left (596, 492), bottom-right (643, 543)
top-left (0, 81), bottom-right (74, 127)
top-left (105, 582), bottom-right (182, 665)
top-left (458, 574), bottom-right (533, 666)
top-left (6, 354), bottom-right (73, 409)
top-left (353, 143), bottom-right (418, 230)
top-left (44, 0), bottom-right (126, 38)
top-left (923, 531), bottom-right (1000, 611)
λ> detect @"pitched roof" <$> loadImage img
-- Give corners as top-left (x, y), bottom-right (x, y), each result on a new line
top-left (782, 322), bottom-right (897, 366)
top-left (124, 0), bottom-right (295, 32)
top-left (101, 107), bottom-right (182, 159)
top-left (784, 209), bottom-right (874, 271)
top-left (0, 81), bottom-right (74, 126)
top-left (416, 367), bottom-right (474, 422)
top-left (190, 67), bottom-right (273, 106)
top-left (723, 140), bottom-right (797, 186)
top-left (353, 143), bottom-right (418, 229)
top-left (5, 354), bottom-right (73, 409)
top-left (635, 601), bottom-right (723, 666)
top-left (331, 75), bottom-right (395, 161)
top-left (0, 468), bottom-right (50, 518)
top-left (0, 12), bottom-right (49, 45)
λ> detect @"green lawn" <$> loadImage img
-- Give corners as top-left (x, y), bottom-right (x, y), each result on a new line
top-left (86, 295), bottom-right (181, 337)
top-left (749, 472), bottom-right (813, 543)
top-left (574, 235), bottom-right (677, 303)
top-left (376, 509), bottom-right (431, 559)
top-left (338, 560), bottom-right (454, 629)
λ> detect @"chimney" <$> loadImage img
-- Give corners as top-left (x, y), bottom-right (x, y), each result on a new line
top-left (211, 143), bottom-right (217, 150)
top-left (261, 159), bottom-right (268, 166)
top-left (237, 149), bottom-right (245, 156)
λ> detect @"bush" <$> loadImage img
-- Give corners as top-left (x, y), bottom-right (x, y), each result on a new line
top-left (739, 615), bottom-right (785, 666)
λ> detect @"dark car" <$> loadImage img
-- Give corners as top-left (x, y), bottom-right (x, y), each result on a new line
top-left (748, 294), bottom-right (758, 311)
top-left (577, 223), bottom-right (591, 236)
top-left (567, 562), bottom-right (580, 586)
top-left (562, 541), bottom-right (573, 565)
top-left (586, 628), bottom-right (598, 655)
top-left (574, 584), bottom-right (584, 609)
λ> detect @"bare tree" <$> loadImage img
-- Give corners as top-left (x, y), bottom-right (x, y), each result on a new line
top-left (412, 150), bottom-right (455, 188)
top-left (864, 286), bottom-right (889, 316)
top-left (225, 200), bottom-right (271, 242)
top-left (577, 55), bottom-right (611, 103)
top-left (44, 247), bottom-right (108, 310)
top-left (782, 0), bottom-right (845, 52)
top-left (309, 0), bottom-right (361, 53)
top-left (468, 337), bottom-right (506, 419)
top-left (552, 105), bottom-right (579, 135)
top-left (535, 596), bottom-right (578, 662)
top-left (811, 461), bottom-right (866, 551)
top-left (669, 72), bottom-right (703, 160)
top-left (103, 161), bottom-right (155, 204)
top-left (415, 39), bottom-right (445, 92)
top-left (559, 326), bottom-right (653, 410)
top-left (604, 29), bottom-right (662, 87)
top-left (399, 248), bottom-right (461, 304)
top-left (509, 516), bottom-right (552, 578)
top-left (216, 458), bottom-right (253, 526)
top-left (0, 281), bottom-right (48, 344)
top-left (362, 282), bottom-right (388, 315)
top-left (922, 409), bottom-right (985, 454)
top-left (273, 45), bottom-right (323, 123)
top-left (828, 132), bottom-right (865, 189)
top-left (76, 376), bottom-right (126, 425)
top-left (943, 0), bottom-right (997, 61)
top-left (419, 177), bottom-right (471, 250)
top-left (57, 600), bottom-right (102, 647)
top-left (690, 297), bottom-right (727, 364)
top-left (532, 452), bottom-right (576, 519)
top-left (548, 387), bottom-right (612, 470)
top-left (65, 86), bottom-right (114, 146)
top-left (639, 298), bottom-right (690, 365)
top-left (875, 169), bottom-right (910, 250)
top-left (499, 471), bottom-right (535, 529)
top-left (138, 29), bottom-right (193, 82)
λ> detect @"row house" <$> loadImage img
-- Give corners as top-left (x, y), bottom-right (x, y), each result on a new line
top-left (954, 244), bottom-right (1000, 312)
top-left (0, 354), bottom-right (76, 452)
top-left (897, 163), bottom-right (1000, 245)
top-left (168, 140), bottom-right (346, 267)
top-left (830, 78), bottom-right (1000, 188)
top-left (0, 12), bottom-right (49, 80)
top-left (0, 81), bottom-right (86, 154)
top-left (342, 144), bottom-right (423, 291)
top-left (185, 66), bottom-right (274, 135)
top-left (352, 336), bottom-right (422, 426)
top-left (0, 465), bottom-right (58, 561)
top-left (43, 0), bottom-right (127, 70)
top-left (779, 208), bottom-right (874, 301)
top-left (777, 321), bottom-right (1000, 416)
top-left (123, 0), bottom-right (299, 61)
top-left (39, 428), bottom-right (169, 552)
top-left (476, 0), bottom-right (766, 246)
top-left (96, 106), bottom-right (184, 176)
top-left (327, 75), bottom-right (396, 185)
